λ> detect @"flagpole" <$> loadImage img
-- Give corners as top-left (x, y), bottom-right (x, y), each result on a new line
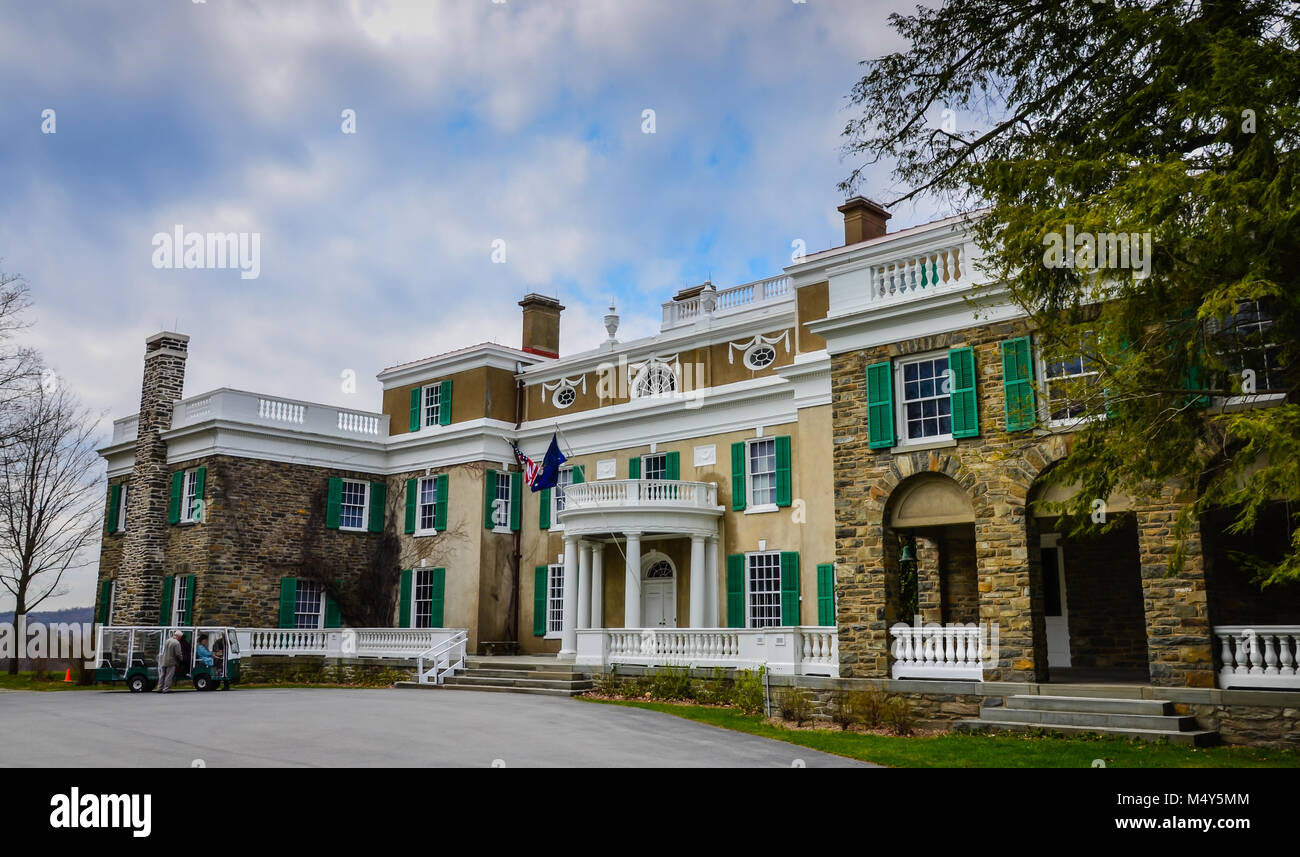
top-left (550, 422), bottom-right (629, 566)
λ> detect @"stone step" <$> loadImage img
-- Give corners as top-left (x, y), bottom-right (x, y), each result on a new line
top-left (463, 668), bottom-right (590, 681)
top-left (954, 719), bottom-right (1219, 747)
top-left (1005, 695), bottom-right (1173, 716)
top-left (394, 681), bottom-right (583, 698)
top-left (985, 707), bottom-right (1198, 732)
top-left (443, 674), bottom-right (593, 691)
top-left (464, 657), bottom-right (573, 672)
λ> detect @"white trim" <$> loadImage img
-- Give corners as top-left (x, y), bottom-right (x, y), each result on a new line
top-left (744, 504), bottom-right (779, 515)
top-left (892, 350), bottom-right (954, 448)
top-left (378, 342), bottom-right (541, 388)
top-left (413, 475), bottom-right (439, 536)
top-left (115, 483), bottom-right (128, 533)
top-left (420, 382), bottom-right (444, 429)
top-left (745, 436), bottom-right (778, 509)
top-left (338, 478), bottom-right (371, 532)
top-left (179, 468), bottom-right (202, 524)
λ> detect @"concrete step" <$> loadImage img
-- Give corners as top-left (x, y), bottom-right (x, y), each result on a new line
top-left (394, 681), bottom-right (583, 698)
top-left (955, 719), bottom-right (1219, 747)
top-left (1005, 695), bottom-right (1173, 716)
top-left (464, 657), bottom-right (576, 672)
top-left (443, 674), bottom-right (593, 691)
top-left (984, 707), bottom-right (1199, 732)
top-left (463, 667), bottom-right (590, 681)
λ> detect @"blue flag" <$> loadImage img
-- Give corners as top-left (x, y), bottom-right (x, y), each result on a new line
top-left (531, 433), bottom-right (567, 492)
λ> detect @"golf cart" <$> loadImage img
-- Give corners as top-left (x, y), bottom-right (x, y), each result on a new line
top-left (95, 625), bottom-right (241, 692)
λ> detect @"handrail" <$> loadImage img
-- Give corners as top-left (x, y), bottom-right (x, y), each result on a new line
top-left (417, 629), bottom-right (469, 685)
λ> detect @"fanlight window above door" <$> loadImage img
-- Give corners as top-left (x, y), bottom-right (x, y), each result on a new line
top-left (645, 560), bottom-right (674, 579)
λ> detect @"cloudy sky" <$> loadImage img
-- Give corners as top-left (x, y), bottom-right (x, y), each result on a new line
top-left (1, 0), bottom-right (937, 609)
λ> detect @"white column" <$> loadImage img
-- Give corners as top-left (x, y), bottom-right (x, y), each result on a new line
top-left (624, 531), bottom-right (642, 629)
top-left (578, 541), bottom-right (592, 630)
top-left (706, 535), bottom-right (720, 626)
top-left (590, 543), bottom-right (604, 629)
top-left (689, 534), bottom-right (707, 628)
top-left (560, 535), bottom-right (579, 659)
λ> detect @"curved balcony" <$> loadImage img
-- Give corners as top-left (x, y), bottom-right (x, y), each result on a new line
top-left (557, 479), bottom-right (723, 537)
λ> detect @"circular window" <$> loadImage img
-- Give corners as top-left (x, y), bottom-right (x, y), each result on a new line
top-left (745, 343), bottom-right (777, 370)
top-left (632, 362), bottom-right (677, 398)
top-left (553, 386), bottom-right (576, 408)
top-left (645, 560), bottom-right (674, 579)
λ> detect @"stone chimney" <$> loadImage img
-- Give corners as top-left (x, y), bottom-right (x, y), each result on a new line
top-left (116, 332), bottom-right (188, 624)
top-left (518, 294), bottom-right (563, 358)
top-left (837, 196), bottom-right (892, 245)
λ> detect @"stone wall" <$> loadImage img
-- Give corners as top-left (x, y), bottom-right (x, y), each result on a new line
top-left (1059, 516), bottom-right (1148, 672)
top-left (238, 655), bottom-right (415, 685)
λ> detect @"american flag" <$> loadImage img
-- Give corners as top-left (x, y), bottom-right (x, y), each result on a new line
top-left (510, 441), bottom-right (539, 488)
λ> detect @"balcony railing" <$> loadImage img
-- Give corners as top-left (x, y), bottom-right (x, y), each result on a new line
top-left (868, 242), bottom-right (967, 304)
top-left (1216, 625), bottom-right (1300, 690)
top-left (240, 627), bottom-right (462, 659)
top-left (575, 626), bottom-right (838, 677)
top-left (561, 479), bottom-right (718, 511)
top-left (661, 274), bottom-right (793, 330)
top-left (890, 622), bottom-right (988, 681)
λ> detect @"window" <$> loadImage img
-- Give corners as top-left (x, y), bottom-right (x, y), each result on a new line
top-left (744, 343), bottom-right (777, 370)
top-left (116, 484), bottom-right (128, 533)
top-left (338, 480), bottom-right (369, 530)
top-left (748, 439), bottom-right (776, 508)
top-left (1042, 350), bottom-right (1102, 422)
top-left (492, 472), bottom-right (512, 530)
top-left (553, 386), bottom-right (576, 408)
top-left (646, 560), bottom-right (674, 579)
top-left (417, 477), bottom-right (438, 533)
top-left (552, 467), bottom-right (574, 520)
top-left (413, 568), bottom-right (435, 629)
top-left (172, 575), bottom-right (191, 626)
top-left (632, 362), bottom-right (677, 398)
top-left (547, 564), bottom-right (564, 636)
top-left (295, 580), bottom-right (324, 629)
top-left (422, 383), bottom-right (443, 427)
top-left (181, 469), bottom-right (201, 523)
top-left (1209, 299), bottom-right (1283, 393)
top-left (747, 553), bottom-right (782, 628)
top-left (641, 453), bottom-right (667, 482)
top-left (898, 355), bottom-right (952, 441)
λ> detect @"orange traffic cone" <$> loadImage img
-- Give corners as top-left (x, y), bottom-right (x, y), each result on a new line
top-left (63, 668), bottom-right (72, 683)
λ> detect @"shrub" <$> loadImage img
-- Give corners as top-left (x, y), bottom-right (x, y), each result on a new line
top-left (692, 668), bottom-right (731, 706)
top-left (829, 690), bottom-right (857, 731)
top-left (648, 666), bottom-right (694, 701)
top-left (883, 695), bottom-right (918, 736)
top-left (592, 671), bottom-right (623, 697)
top-left (733, 667), bottom-right (765, 716)
top-left (851, 688), bottom-right (889, 729)
top-left (778, 687), bottom-right (814, 725)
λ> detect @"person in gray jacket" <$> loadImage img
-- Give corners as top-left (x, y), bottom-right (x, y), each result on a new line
top-left (157, 631), bottom-right (184, 693)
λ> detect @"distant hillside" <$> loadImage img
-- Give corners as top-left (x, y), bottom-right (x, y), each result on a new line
top-left (0, 607), bottom-right (94, 625)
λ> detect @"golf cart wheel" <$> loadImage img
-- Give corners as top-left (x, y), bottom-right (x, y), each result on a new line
top-left (193, 675), bottom-right (212, 692)
top-left (127, 675), bottom-right (147, 693)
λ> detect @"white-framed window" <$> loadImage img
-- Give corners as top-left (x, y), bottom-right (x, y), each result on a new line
top-left (546, 564), bottom-right (564, 637)
top-left (417, 477), bottom-right (438, 534)
top-left (116, 484), bottom-right (128, 533)
top-left (632, 361), bottom-right (677, 398)
top-left (641, 452), bottom-right (667, 481)
top-left (492, 471), bottom-right (512, 531)
top-left (747, 552), bottom-right (782, 628)
top-left (550, 467), bottom-right (575, 526)
top-left (1209, 299), bottom-right (1283, 392)
top-left (422, 383), bottom-right (443, 428)
top-left (896, 353), bottom-right (952, 443)
top-left (747, 438), bottom-right (777, 509)
top-left (553, 385), bottom-right (576, 408)
top-left (338, 479), bottom-right (369, 531)
top-left (172, 575), bottom-right (191, 626)
top-left (1041, 349), bottom-right (1102, 423)
top-left (295, 580), bottom-right (325, 629)
top-left (180, 469), bottom-right (201, 523)
top-left (413, 568), bottom-right (435, 629)
top-left (744, 342), bottom-right (778, 370)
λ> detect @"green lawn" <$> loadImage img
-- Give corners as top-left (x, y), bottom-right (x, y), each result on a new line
top-left (583, 698), bottom-right (1300, 768)
top-left (0, 671), bottom-right (100, 691)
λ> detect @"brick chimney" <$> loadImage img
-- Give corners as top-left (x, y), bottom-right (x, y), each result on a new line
top-left (518, 294), bottom-right (563, 358)
top-left (116, 332), bottom-right (188, 624)
top-left (837, 196), bottom-right (892, 245)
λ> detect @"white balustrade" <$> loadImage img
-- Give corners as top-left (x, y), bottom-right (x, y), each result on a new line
top-left (184, 396), bottom-right (212, 422)
top-left (1216, 626), bottom-right (1300, 689)
top-left (869, 244), bottom-right (964, 303)
top-left (258, 397), bottom-right (305, 424)
top-left (661, 274), bottom-right (794, 329)
top-left (889, 622), bottom-right (985, 680)
top-left (158, 389), bottom-right (390, 444)
top-left (576, 626), bottom-right (837, 677)
top-left (562, 479), bottom-right (718, 511)
top-left (111, 416), bottom-right (139, 444)
top-left (337, 411), bottom-right (380, 435)
top-left (240, 627), bottom-right (464, 660)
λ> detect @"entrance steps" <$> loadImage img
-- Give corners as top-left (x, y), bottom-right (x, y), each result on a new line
top-left (955, 695), bottom-right (1219, 746)
top-left (396, 656), bottom-right (593, 697)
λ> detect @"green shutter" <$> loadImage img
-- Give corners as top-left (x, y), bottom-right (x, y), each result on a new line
top-left (780, 552), bottom-right (801, 626)
top-left (1182, 361), bottom-right (1209, 408)
top-left (775, 436), bottom-right (792, 507)
top-left (193, 467), bottom-right (206, 521)
top-left (665, 451), bottom-right (680, 480)
top-left (817, 563), bottom-right (835, 626)
top-left (159, 576), bottom-right (175, 625)
top-left (167, 471), bottom-right (183, 524)
top-left (629, 457), bottom-right (641, 479)
top-left (866, 362), bottom-right (895, 449)
top-left (533, 566), bottom-right (548, 636)
top-left (948, 347), bottom-right (979, 438)
top-left (1001, 336), bottom-right (1037, 431)
top-left (571, 465), bottom-right (584, 484)
top-left (726, 555), bottom-right (745, 628)
top-left (398, 569), bottom-right (412, 628)
top-left (97, 580), bottom-right (113, 625)
top-left (509, 471), bottom-right (522, 532)
top-left (409, 387), bottom-right (421, 432)
top-left (278, 578), bottom-right (297, 628)
top-left (325, 477), bottom-right (342, 529)
top-left (539, 488), bottom-right (551, 530)
top-left (404, 478), bottom-right (417, 534)
top-left (434, 474), bottom-right (448, 532)
top-left (184, 574), bottom-right (196, 625)
top-left (325, 579), bottom-right (342, 628)
top-left (106, 484), bottom-right (121, 535)
top-left (368, 481), bottom-right (386, 532)
top-left (730, 442), bottom-right (746, 511)
top-left (439, 380), bottom-right (453, 425)
top-left (483, 469), bottom-right (497, 529)
top-left (429, 568), bottom-right (446, 627)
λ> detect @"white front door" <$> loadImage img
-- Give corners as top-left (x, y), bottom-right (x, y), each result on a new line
top-left (642, 581), bottom-right (676, 627)
top-left (1041, 535), bottom-right (1072, 668)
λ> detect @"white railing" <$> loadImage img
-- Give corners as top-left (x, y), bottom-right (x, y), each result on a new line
top-left (337, 411), bottom-right (380, 435)
top-left (111, 415), bottom-right (140, 444)
top-left (576, 626), bottom-right (838, 677)
top-left (244, 628), bottom-right (330, 656)
top-left (889, 622), bottom-right (986, 681)
top-left (1216, 625), bottom-right (1300, 690)
top-left (869, 243), bottom-right (965, 304)
top-left (184, 396), bottom-right (213, 422)
top-left (240, 627), bottom-right (464, 660)
top-left (417, 629), bottom-right (469, 684)
top-left (661, 274), bottom-right (793, 329)
top-left (561, 479), bottom-right (718, 511)
top-left (164, 388), bottom-right (390, 443)
top-left (258, 397), bottom-right (305, 424)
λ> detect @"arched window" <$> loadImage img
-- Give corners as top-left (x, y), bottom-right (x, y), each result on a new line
top-left (645, 560), bottom-right (674, 579)
top-left (632, 362), bottom-right (677, 398)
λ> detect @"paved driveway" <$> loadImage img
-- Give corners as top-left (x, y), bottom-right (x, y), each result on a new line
top-left (0, 688), bottom-right (873, 768)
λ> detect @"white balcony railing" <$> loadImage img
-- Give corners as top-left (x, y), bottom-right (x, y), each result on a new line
top-left (111, 415), bottom-right (140, 444)
top-left (1216, 625), bottom-right (1300, 690)
top-left (889, 622), bottom-right (987, 681)
top-left (661, 274), bottom-right (793, 330)
top-left (240, 627), bottom-right (464, 659)
top-left (561, 479), bottom-right (718, 511)
top-left (868, 242), bottom-right (966, 304)
top-left (576, 626), bottom-right (838, 677)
